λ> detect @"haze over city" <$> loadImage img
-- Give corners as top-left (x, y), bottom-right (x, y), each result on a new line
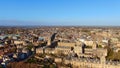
top-left (0, 0), bottom-right (120, 26)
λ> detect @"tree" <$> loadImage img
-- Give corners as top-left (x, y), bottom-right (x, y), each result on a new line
top-left (27, 44), bottom-right (34, 51)
top-left (106, 46), bottom-right (114, 60)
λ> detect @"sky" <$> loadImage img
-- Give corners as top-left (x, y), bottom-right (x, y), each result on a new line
top-left (0, 0), bottom-right (120, 26)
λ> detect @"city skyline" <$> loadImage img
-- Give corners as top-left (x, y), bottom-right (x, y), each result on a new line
top-left (0, 0), bottom-right (120, 26)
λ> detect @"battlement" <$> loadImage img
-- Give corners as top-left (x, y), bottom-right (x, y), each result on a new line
top-left (64, 58), bottom-right (120, 68)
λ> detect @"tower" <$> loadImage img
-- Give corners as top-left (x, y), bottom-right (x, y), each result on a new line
top-left (92, 41), bottom-right (97, 49)
top-left (98, 49), bottom-right (107, 68)
top-left (47, 33), bottom-right (57, 46)
top-left (47, 38), bottom-right (51, 46)
top-left (74, 45), bottom-right (81, 56)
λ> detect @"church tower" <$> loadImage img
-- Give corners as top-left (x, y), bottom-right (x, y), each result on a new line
top-left (47, 38), bottom-right (51, 46)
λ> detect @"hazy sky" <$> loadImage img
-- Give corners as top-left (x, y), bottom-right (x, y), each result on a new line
top-left (0, 0), bottom-right (120, 26)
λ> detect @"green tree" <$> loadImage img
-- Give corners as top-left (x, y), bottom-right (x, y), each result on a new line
top-left (27, 44), bottom-right (34, 50)
top-left (106, 46), bottom-right (114, 60)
